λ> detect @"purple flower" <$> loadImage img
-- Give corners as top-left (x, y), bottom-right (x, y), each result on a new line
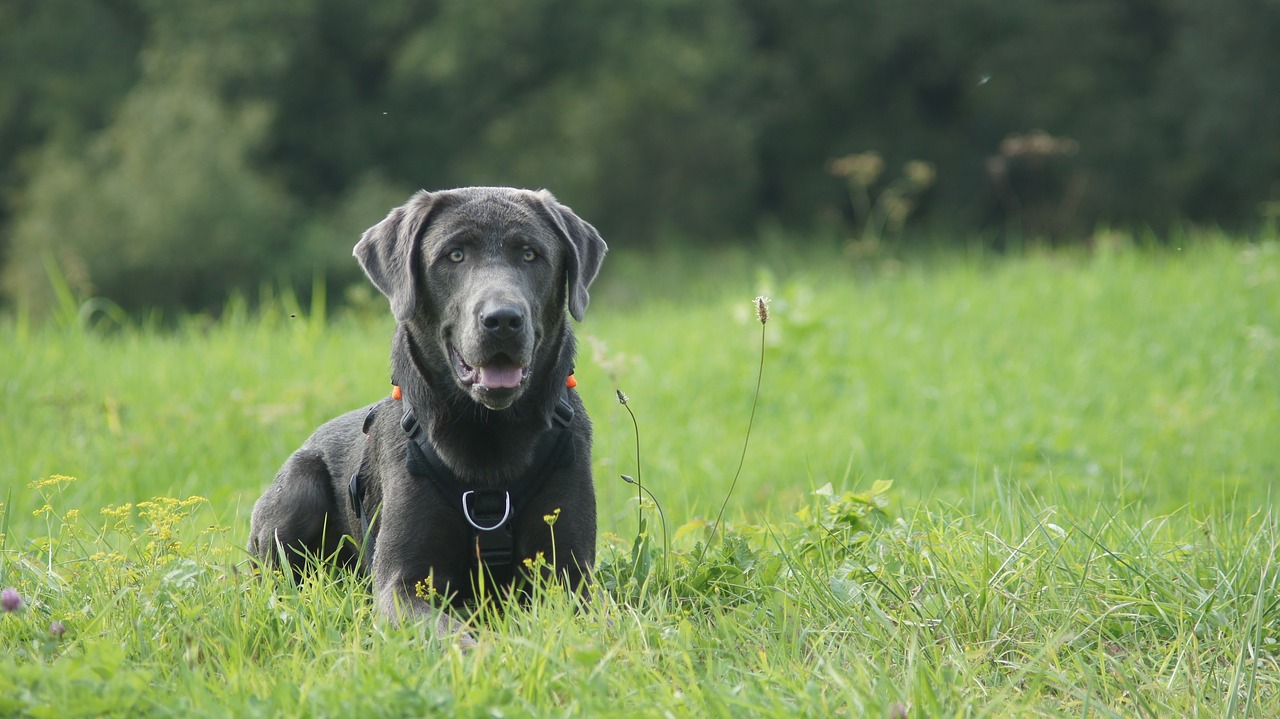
top-left (1, 588), bottom-right (21, 612)
top-left (50, 620), bottom-right (66, 638)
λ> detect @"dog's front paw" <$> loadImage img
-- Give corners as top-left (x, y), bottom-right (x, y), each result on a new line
top-left (455, 631), bottom-right (479, 653)
top-left (436, 613), bottom-right (478, 652)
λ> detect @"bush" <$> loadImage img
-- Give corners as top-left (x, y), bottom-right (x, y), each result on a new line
top-left (3, 0), bottom-right (1278, 313)
top-left (5, 80), bottom-right (296, 313)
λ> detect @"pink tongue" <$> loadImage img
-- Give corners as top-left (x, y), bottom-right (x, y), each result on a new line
top-left (478, 364), bottom-right (523, 389)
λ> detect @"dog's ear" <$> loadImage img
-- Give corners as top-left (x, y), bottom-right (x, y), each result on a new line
top-left (534, 190), bottom-right (608, 322)
top-left (353, 190), bottom-right (439, 322)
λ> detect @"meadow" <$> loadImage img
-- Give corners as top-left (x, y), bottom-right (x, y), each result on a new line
top-left (1, 236), bottom-right (1277, 717)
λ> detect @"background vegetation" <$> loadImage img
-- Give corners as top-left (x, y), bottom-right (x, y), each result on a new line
top-left (3, 0), bottom-right (1280, 312)
top-left (2, 238), bottom-right (1278, 715)
top-left (2, 2), bottom-right (1278, 713)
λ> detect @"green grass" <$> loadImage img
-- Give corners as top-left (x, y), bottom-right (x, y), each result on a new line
top-left (2, 236), bottom-right (1278, 717)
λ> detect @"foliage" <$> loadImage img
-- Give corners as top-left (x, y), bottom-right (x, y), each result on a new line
top-left (0, 0), bottom-right (145, 227)
top-left (1, 238), bottom-right (1278, 714)
top-left (3, 0), bottom-right (1280, 312)
top-left (2, 474), bottom-right (1276, 716)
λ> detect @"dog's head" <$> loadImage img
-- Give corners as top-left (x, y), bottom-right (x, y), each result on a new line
top-left (354, 187), bottom-right (607, 410)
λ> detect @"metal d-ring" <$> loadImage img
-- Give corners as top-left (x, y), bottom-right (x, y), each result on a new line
top-left (461, 490), bottom-right (512, 532)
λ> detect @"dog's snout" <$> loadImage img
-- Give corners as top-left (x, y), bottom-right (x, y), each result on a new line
top-left (480, 305), bottom-right (525, 339)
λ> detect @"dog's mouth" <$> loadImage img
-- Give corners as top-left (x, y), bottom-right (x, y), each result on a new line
top-left (449, 344), bottom-right (528, 393)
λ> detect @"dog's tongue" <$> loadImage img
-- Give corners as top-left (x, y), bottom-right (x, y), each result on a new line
top-left (478, 363), bottom-right (523, 389)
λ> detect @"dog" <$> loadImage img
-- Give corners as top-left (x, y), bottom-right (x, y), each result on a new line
top-left (248, 187), bottom-right (607, 646)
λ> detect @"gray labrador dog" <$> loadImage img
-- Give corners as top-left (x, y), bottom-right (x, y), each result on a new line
top-left (249, 187), bottom-right (606, 644)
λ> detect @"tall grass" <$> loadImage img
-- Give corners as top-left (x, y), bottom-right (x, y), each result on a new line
top-left (1, 235), bottom-right (1277, 716)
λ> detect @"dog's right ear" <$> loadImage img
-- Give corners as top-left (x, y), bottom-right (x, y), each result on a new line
top-left (353, 190), bottom-right (438, 322)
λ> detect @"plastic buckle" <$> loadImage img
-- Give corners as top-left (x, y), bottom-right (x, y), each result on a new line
top-left (400, 410), bottom-right (419, 437)
top-left (552, 394), bottom-right (575, 428)
top-left (348, 471), bottom-right (362, 512)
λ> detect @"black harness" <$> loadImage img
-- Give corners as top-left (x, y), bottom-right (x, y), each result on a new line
top-left (348, 388), bottom-right (576, 570)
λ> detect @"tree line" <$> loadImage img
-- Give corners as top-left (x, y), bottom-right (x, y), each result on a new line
top-left (2, 0), bottom-right (1277, 312)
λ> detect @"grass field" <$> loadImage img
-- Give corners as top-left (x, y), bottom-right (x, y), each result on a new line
top-left (1, 236), bottom-right (1278, 717)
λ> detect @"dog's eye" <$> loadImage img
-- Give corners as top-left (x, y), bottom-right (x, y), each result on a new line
top-left (447, 249), bottom-right (465, 263)
top-left (522, 247), bottom-right (537, 262)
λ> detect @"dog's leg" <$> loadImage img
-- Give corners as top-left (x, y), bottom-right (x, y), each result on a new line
top-left (374, 570), bottom-right (479, 651)
top-left (248, 448), bottom-right (352, 577)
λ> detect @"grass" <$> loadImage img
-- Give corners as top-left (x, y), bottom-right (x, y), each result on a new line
top-left (1, 234), bottom-right (1278, 717)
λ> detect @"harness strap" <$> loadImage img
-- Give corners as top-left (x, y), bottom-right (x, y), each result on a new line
top-left (401, 389), bottom-right (575, 569)
top-left (348, 386), bottom-right (576, 571)
top-left (348, 405), bottom-right (380, 564)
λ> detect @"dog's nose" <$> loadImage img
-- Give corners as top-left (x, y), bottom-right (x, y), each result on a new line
top-left (480, 306), bottom-right (524, 339)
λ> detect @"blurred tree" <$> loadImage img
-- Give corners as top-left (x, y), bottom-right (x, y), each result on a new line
top-left (2, 0), bottom-right (1277, 313)
top-left (3, 0), bottom-right (306, 311)
top-left (0, 0), bottom-right (145, 261)
top-left (378, 0), bottom-right (762, 242)
top-left (1151, 0), bottom-right (1280, 223)
top-left (4, 82), bottom-right (297, 311)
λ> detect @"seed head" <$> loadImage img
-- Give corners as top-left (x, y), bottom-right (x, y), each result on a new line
top-left (827, 151), bottom-right (884, 186)
top-left (616, 389), bottom-right (629, 406)
top-left (903, 160), bottom-right (936, 188)
top-left (2, 588), bottom-right (22, 612)
top-left (754, 296), bottom-right (770, 325)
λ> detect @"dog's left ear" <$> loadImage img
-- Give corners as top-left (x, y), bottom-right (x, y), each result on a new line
top-left (353, 190), bottom-right (441, 322)
top-left (534, 190), bottom-right (608, 322)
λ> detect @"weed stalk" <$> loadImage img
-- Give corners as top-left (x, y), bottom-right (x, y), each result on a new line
top-left (617, 391), bottom-right (668, 578)
top-left (697, 296), bottom-right (770, 567)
